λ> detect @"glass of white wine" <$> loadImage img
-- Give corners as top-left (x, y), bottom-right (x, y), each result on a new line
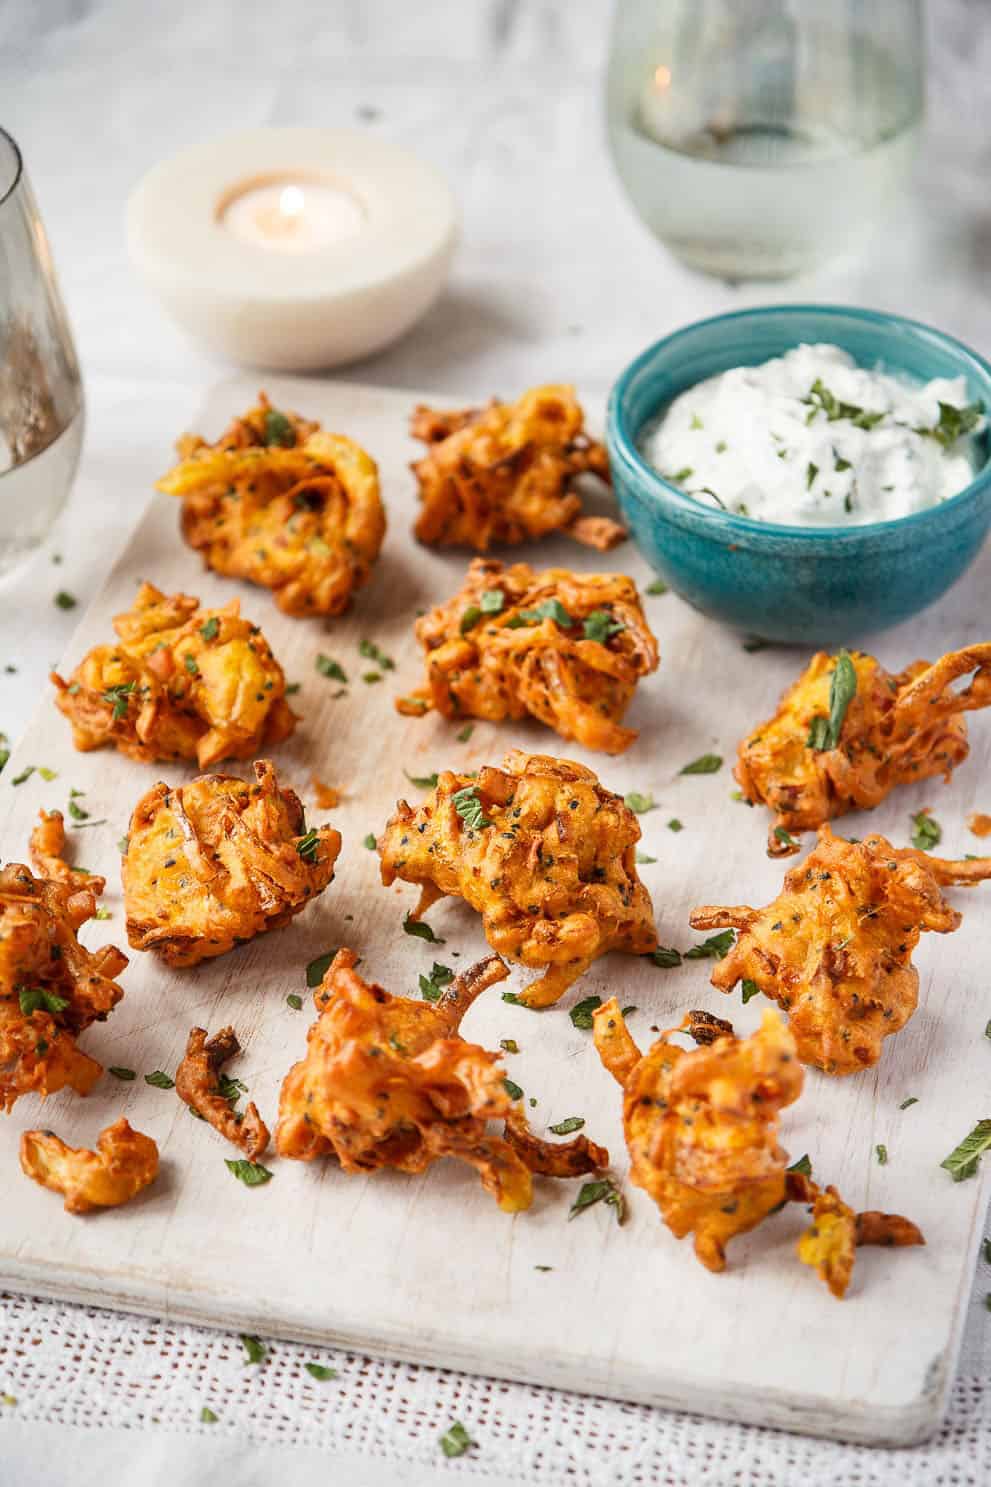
top-left (0, 126), bottom-right (83, 577)
top-left (606, 0), bottom-right (925, 279)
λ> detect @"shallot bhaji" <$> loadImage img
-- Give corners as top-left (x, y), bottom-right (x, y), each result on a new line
top-left (52, 582), bottom-right (296, 768)
top-left (592, 1000), bottom-right (922, 1296)
top-left (157, 392), bottom-right (386, 618)
top-left (20, 1117), bottom-right (159, 1213)
top-left (737, 644), bottom-right (991, 855)
top-left (690, 825), bottom-right (991, 1075)
top-left (397, 558), bottom-right (659, 753)
top-left (378, 750), bottom-right (658, 1007)
top-left (410, 385), bottom-right (625, 552)
top-left (276, 949), bottom-right (607, 1209)
top-left (0, 812), bottom-right (127, 1112)
top-left (176, 1025), bottom-right (270, 1159)
top-left (123, 759), bottom-right (341, 967)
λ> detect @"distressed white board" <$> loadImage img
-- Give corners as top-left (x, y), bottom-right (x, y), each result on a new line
top-left (1, 374), bottom-right (989, 1447)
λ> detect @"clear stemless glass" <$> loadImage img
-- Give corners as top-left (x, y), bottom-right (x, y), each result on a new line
top-left (606, 0), bottom-right (925, 279)
top-left (0, 126), bottom-right (83, 576)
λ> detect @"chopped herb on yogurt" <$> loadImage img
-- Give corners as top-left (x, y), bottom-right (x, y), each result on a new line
top-left (641, 344), bottom-right (983, 527)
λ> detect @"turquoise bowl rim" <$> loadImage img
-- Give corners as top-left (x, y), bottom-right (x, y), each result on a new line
top-left (607, 303), bottom-right (991, 545)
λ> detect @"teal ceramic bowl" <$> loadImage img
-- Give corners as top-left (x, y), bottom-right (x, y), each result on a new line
top-left (606, 305), bottom-right (991, 645)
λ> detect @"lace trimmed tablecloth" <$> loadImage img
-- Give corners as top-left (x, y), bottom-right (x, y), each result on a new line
top-left (2, 1), bottom-right (991, 1482)
top-left (0, 1279), bottom-right (990, 1487)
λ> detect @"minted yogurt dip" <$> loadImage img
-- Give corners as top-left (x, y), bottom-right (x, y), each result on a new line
top-left (640, 343), bottom-right (984, 526)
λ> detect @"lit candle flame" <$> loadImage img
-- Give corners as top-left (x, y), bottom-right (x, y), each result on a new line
top-left (279, 184), bottom-right (305, 219)
top-left (654, 64), bottom-right (672, 90)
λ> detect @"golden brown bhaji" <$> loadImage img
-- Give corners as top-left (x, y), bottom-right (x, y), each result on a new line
top-left (594, 1001), bottom-right (803, 1274)
top-left (51, 582), bottom-right (296, 768)
top-left (378, 751), bottom-right (658, 1007)
top-left (275, 949), bottom-right (606, 1210)
top-left (0, 813), bottom-right (127, 1112)
top-left (176, 1026), bottom-right (270, 1159)
top-left (157, 393), bottom-right (385, 618)
top-left (123, 759), bottom-right (341, 967)
top-left (592, 1001), bottom-right (922, 1296)
top-left (20, 1117), bottom-right (158, 1213)
top-left (397, 559), bottom-right (659, 753)
top-left (690, 825), bottom-right (991, 1075)
top-left (410, 385), bottom-right (625, 551)
top-left (736, 645), bottom-right (991, 855)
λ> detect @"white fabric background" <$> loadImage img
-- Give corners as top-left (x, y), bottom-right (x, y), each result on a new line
top-left (0, 1), bottom-right (990, 1481)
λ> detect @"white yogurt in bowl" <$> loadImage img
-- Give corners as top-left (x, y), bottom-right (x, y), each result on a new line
top-left (640, 343), bottom-right (984, 526)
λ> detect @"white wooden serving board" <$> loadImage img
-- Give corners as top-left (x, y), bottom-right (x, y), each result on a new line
top-left (2, 374), bottom-right (990, 1448)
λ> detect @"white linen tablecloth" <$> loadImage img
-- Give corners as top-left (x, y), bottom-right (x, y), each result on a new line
top-left (1, 2), bottom-right (990, 1481)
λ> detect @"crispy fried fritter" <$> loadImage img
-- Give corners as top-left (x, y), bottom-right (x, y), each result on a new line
top-left (737, 645), bottom-right (991, 855)
top-left (20, 1117), bottom-right (158, 1213)
top-left (593, 1001), bottom-right (923, 1295)
top-left (378, 751), bottom-right (658, 1007)
top-left (410, 385), bottom-right (625, 552)
top-left (690, 825), bottom-right (991, 1075)
top-left (0, 814), bottom-right (127, 1112)
top-left (157, 393), bottom-right (386, 618)
top-left (397, 559), bottom-right (659, 753)
top-left (594, 1001), bottom-right (803, 1273)
top-left (123, 759), bottom-right (341, 967)
top-left (276, 949), bottom-right (607, 1209)
top-left (51, 582), bottom-right (296, 769)
top-left (176, 1026), bottom-right (270, 1159)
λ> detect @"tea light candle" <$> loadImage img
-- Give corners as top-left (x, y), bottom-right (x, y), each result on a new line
top-left (220, 179), bottom-right (366, 253)
top-left (127, 127), bottom-right (458, 371)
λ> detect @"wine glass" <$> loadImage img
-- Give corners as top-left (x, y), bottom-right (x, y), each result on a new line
top-left (0, 126), bottom-right (83, 577)
top-left (605, 0), bottom-right (925, 279)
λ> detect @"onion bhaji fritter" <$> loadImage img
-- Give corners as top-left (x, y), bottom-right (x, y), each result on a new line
top-left (592, 1000), bottom-right (923, 1296)
top-left (51, 582), bottom-right (296, 769)
top-left (157, 392), bottom-right (386, 618)
top-left (276, 949), bottom-right (607, 1209)
top-left (0, 812), bottom-right (127, 1112)
top-left (410, 385), bottom-right (626, 552)
top-left (396, 558), bottom-right (659, 753)
top-left (690, 825), bottom-right (991, 1075)
top-left (176, 1025), bottom-right (270, 1159)
top-left (123, 759), bottom-right (341, 967)
top-left (378, 751), bottom-right (658, 1008)
top-left (737, 644), bottom-right (991, 855)
top-left (20, 1117), bottom-right (159, 1213)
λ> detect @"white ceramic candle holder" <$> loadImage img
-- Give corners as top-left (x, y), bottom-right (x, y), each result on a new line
top-left (126, 127), bottom-right (458, 371)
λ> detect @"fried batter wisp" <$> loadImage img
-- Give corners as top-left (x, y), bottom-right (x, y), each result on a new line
top-left (397, 558), bottom-right (659, 753)
top-left (20, 1117), bottom-right (158, 1213)
top-left (592, 1000), bottom-right (922, 1295)
top-left (378, 750), bottom-right (658, 1007)
top-left (737, 644), bottom-right (991, 855)
top-left (0, 812), bottom-right (127, 1112)
top-left (176, 1026), bottom-right (270, 1159)
top-left (123, 759), bottom-right (341, 967)
top-left (410, 385), bottom-right (625, 551)
top-left (276, 950), bottom-right (607, 1209)
top-left (157, 393), bottom-right (385, 618)
top-left (690, 825), bottom-right (991, 1075)
top-left (52, 582), bottom-right (296, 768)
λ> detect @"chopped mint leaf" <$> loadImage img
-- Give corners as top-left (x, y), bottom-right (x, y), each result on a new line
top-left (403, 913), bottom-right (444, 944)
top-left (263, 409), bottom-right (296, 447)
top-left (315, 654), bottom-right (347, 684)
top-left (685, 930), bottom-right (734, 960)
top-left (680, 754), bottom-right (722, 775)
top-left (569, 995), bottom-right (601, 1030)
top-left (911, 810), bottom-right (941, 851)
top-left (306, 952), bottom-right (336, 987)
